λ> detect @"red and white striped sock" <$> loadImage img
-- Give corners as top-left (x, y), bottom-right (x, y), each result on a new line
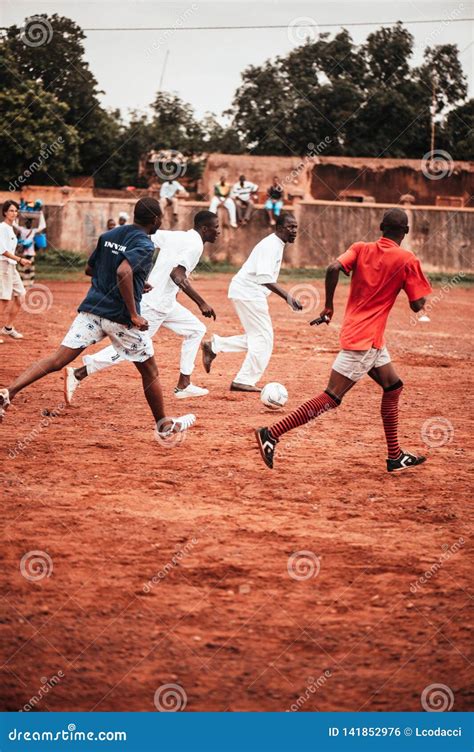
top-left (269, 391), bottom-right (339, 439)
top-left (381, 381), bottom-right (403, 459)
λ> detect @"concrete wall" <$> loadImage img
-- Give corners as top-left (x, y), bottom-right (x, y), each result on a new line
top-left (44, 197), bottom-right (473, 272)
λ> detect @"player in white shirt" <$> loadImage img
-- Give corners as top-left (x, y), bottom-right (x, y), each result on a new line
top-left (202, 213), bottom-right (301, 392)
top-left (64, 211), bottom-right (219, 403)
top-left (0, 200), bottom-right (32, 342)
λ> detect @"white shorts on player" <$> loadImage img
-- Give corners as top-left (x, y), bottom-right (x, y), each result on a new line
top-left (62, 311), bottom-right (154, 361)
top-left (82, 301), bottom-right (205, 377)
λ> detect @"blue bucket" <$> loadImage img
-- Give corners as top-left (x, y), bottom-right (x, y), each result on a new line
top-left (35, 233), bottom-right (47, 249)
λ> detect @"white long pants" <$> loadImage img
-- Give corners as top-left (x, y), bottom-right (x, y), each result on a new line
top-left (211, 299), bottom-right (273, 386)
top-left (209, 196), bottom-right (237, 225)
top-left (83, 301), bottom-right (206, 377)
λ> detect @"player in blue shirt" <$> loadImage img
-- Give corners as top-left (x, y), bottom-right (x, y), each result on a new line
top-left (0, 198), bottom-right (196, 438)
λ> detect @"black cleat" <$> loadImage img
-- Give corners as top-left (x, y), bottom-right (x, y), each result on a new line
top-left (387, 450), bottom-right (426, 473)
top-left (255, 427), bottom-right (277, 469)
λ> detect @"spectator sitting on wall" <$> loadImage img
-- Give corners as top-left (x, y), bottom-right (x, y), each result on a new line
top-left (231, 175), bottom-right (259, 226)
top-left (160, 179), bottom-right (189, 220)
top-left (265, 177), bottom-right (284, 227)
top-left (209, 175), bottom-right (237, 228)
top-left (118, 212), bottom-right (129, 226)
top-left (107, 218), bottom-right (116, 230)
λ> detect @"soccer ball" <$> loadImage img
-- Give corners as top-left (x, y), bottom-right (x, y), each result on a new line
top-left (261, 382), bottom-right (288, 410)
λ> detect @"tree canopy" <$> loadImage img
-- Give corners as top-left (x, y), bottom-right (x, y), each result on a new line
top-left (0, 15), bottom-right (471, 189)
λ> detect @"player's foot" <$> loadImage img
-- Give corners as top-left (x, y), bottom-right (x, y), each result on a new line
top-left (1, 326), bottom-right (23, 339)
top-left (230, 382), bottom-right (261, 392)
top-left (156, 413), bottom-right (196, 437)
top-left (387, 450), bottom-right (426, 472)
top-left (174, 384), bottom-right (209, 399)
top-left (0, 388), bottom-right (10, 422)
top-left (63, 367), bottom-right (80, 405)
top-left (255, 427), bottom-right (278, 469)
top-left (201, 341), bottom-right (216, 373)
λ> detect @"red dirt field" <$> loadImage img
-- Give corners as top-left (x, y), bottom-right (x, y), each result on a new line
top-left (1, 276), bottom-right (472, 713)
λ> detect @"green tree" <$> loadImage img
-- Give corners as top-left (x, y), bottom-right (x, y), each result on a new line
top-left (0, 43), bottom-right (79, 187)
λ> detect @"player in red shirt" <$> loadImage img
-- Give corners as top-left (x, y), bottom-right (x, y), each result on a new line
top-left (255, 208), bottom-right (433, 472)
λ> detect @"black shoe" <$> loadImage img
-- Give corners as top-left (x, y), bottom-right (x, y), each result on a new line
top-left (387, 450), bottom-right (426, 472)
top-left (231, 382), bottom-right (262, 392)
top-left (255, 427), bottom-right (277, 469)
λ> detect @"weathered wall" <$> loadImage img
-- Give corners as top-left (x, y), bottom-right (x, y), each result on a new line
top-left (44, 197), bottom-right (473, 272)
top-left (311, 162), bottom-right (473, 206)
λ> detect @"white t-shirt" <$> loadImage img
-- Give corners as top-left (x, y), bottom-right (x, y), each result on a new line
top-left (160, 181), bottom-right (185, 200)
top-left (231, 180), bottom-right (258, 202)
top-left (228, 233), bottom-right (285, 301)
top-left (0, 221), bottom-right (18, 267)
top-left (146, 229), bottom-right (204, 314)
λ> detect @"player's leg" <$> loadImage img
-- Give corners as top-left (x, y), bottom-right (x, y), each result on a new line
top-left (370, 356), bottom-right (426, 471)
top-left (255, 368), bottom-right (355, 469)
top-left (1, 268), bottom-right (25, 338)
top-left (64, 306), bottom-right (165, 404)
top-left (202, 300), bottom-right (249, 373)
top-left (0, 313), bottom-right (106, 418)
top-left (231, 299), bottom-right (273, 391)
top-left (162, 303), bottom-right (208, 397)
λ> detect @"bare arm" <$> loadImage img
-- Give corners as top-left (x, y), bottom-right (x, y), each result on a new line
top-left (2, 250), bottom-right (31, 267)
top-left (116, 259), bottom-right (148, 330)
top-left (263, 282), bottom-right (302, 311)
top-left (409, 297), bottom-right (426, 313)
top-left (170, 265), bottom-right (216, 319)
top-left (321, 260), bottom-right (343, 320)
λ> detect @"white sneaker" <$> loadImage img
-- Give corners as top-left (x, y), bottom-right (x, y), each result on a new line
top-left (156, 413), bottom-right (196, 437)
top-left (174, 384), bottom-right (209, 399)
top-left (0, 388), bottom-right (10, 422)
top-left (63, 367), bottom-right (80, 405)
top-left (1, 327), bottom-right (23, 339)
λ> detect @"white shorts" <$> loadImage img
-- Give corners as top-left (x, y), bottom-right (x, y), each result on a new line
top-left (332, 347), bottom-right (391, 382)
top-left (0, 263), bottom-right (25, 300)
top-left (61, 312), bottom-right (154, 362)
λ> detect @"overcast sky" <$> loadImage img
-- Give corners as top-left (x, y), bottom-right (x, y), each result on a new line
top-left (3, 0), bottom-right (473, 121)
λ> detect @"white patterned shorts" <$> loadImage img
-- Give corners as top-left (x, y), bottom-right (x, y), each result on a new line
top-left (62, 312), bottom-right (154, 362)
top-left (332, 346), bottom-right (391, 382)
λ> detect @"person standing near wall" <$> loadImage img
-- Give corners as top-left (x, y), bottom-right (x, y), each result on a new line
top-left (0, 201), bottom-right (32, 342)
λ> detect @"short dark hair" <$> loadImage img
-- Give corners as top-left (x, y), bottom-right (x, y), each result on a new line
top-left (381, 208), bottom-right (408, 229)
top-left (133, 197), bottom-right (161, 225)
top-left (2, 200), bottom-right (19, 216)
top-left (276, 211), bottom-right (295, 228)
top-left (194, 210), bottom-right (217, 229)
